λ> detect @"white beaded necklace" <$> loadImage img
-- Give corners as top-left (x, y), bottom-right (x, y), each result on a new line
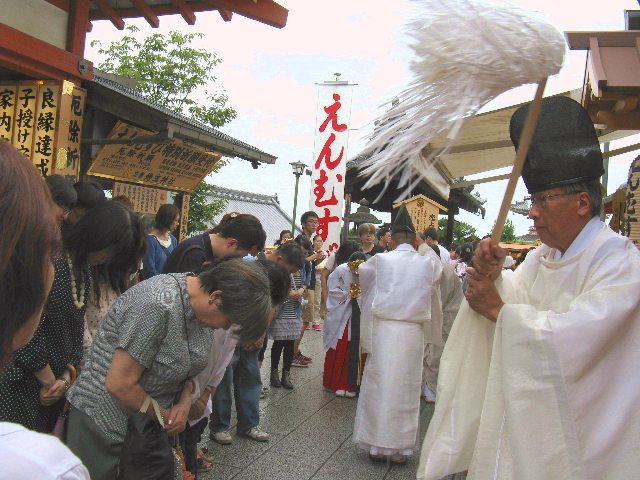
top-left (66, 253), bottom-right (86, 309)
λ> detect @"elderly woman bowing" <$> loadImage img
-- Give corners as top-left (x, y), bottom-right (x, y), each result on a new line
top-left (66, 258), bottom-right (271, 480)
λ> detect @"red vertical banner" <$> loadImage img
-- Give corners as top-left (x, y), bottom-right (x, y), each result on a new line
top-left (308, 81), bottom-right (355, 253)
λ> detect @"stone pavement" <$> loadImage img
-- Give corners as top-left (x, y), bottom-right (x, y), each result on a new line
top-left (199, 326), bottom-right (466, 480)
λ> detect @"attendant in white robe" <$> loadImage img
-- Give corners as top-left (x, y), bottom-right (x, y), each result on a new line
top-left (418, 97), bottom-right (640, 480)
top-left (418, 243), bottom-right (462, 402)
top-left (354, 206), bottom-right (439, 465)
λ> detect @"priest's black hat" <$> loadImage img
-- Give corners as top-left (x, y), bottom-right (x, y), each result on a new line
top-left (392, 204), bottom-right (415, 234)
top-left (510, 96), bottom-right (604, 194)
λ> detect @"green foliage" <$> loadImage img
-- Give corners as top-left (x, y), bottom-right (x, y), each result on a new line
top-left (91, 27), bottom-right (237, 233)
top-left (438, 218), bottom-right (479, 245)
top-left (489, 218), bottom-right (517, 243)
top-left (91, 26), bottom-right (237, 128)
top-left (187, 180), bottom-right (226, 235)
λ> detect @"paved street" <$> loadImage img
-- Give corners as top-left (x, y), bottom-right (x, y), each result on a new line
top-left (200, 326), bottom-right (466, 480)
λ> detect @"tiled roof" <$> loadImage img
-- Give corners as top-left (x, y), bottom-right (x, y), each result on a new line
top-left (205, 187), bottom-right (302, 246)
top-left (88, 73), bottom-right (277, 164)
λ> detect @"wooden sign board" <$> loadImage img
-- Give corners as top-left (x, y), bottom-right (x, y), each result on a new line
top-left (623, 156), bottom-right (640, 248)
top-left (0, 80), bottom-right (85, 181)
top-left (88, 121), bottom-right (221, 193)
top-left (113, 182), bottom-right (168, 215)
top-left (393, 194), bottom-right (447, 234)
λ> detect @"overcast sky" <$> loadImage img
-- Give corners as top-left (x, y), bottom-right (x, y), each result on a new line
top-left (85, 0), bottom-right (640, 238)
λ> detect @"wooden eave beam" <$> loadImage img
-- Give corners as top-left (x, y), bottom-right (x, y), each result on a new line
top-left (0, 23), bottom-right (92, 83)
top-left (130, 0), bottom-right (160, 28)
top-left (45, 0), bottom-right (70, 10)
top-left (91, 0), bottom-right (125, 30)
top-left (89, 2), bottom-right (216, 22)
top-left (204, 0), bottom-right (288, 28)
top-left (170, 0), bottom-right (197, 25)
top-left (219, 9), bottom-right (233, 22)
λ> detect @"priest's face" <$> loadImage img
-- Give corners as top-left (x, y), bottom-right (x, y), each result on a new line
top-left (527, 188), bottom-right (587, 253)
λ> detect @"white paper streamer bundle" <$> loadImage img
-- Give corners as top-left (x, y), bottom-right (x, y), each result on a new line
top-left (359, 0), bottom-right (566, 200)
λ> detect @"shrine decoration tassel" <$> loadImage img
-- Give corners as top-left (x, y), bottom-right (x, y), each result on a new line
top-left (358, 0), bottom-right (566, 213)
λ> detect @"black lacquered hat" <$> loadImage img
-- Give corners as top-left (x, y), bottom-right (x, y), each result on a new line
top-left (392, 204), bottom-right (416, 234)
top-left (510, 96), bottom-right (604, 194)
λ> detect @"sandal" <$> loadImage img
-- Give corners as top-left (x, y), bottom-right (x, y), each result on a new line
top-left (197, 457), bottom-right (213, 473)
top-left (197, 447), bottom-right (213, 464)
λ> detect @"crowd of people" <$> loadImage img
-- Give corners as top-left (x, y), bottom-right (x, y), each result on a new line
top-left (1, 95), bottom-right (639, 480)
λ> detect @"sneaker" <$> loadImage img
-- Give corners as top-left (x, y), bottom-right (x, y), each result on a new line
top-left (291, 353), bottom-right (309, 367)
top-left (260, 386), bottom-right (269, 399)
top-left (305, 324), bottom-right (311, 330)
top-left (242, 426), bottom-right (271, 442)
top-left (312, 324), bottom-right (321, 332)
top-left (211, 430), bottom-right (233, 445)
top-left (298, 351), bottom-right (313, 363)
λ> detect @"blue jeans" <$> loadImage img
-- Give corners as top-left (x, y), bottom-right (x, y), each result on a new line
top-left (211, 347), bottom-right (262, 433)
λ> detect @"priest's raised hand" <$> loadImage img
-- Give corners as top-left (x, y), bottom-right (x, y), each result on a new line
top-left (464, 267), bottom-right (504, 322)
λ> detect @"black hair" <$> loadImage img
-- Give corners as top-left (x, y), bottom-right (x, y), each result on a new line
top-left (45, 175), bottom-right (77, 210)
top-left (276, 241), bottom-right (306, 270)
top-left (336, 240), bottom-right (361, 266)
top-left (348, 251), bottom-right (367, 263)
top-left (294, 234), bottom-right (312, 254)
top-left (255, 259), bottom-right (289, 305)
top-left (212, 213), bottom-right (266, 252)
top-left (376, 226), bottom-right (389, 240)
top-left (300, 211), bottom-right (319, 224)
top-left (73, 181), bottom-right (106, 210)
top-left (274, 229), bottom-right (292, 246)
top-left (458, 243), bottom-right (473, 264)
top-left (65, 201), bottom-right (146, 299)
top-left (424, 227), bottom-right (438, 242)
top-left (154, 203), bottom-right (180, 231)
top-left (430, 244), bottom-right (441, 258)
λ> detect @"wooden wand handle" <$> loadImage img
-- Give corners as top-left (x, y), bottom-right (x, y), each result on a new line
top-left (491, 78), bottom-right (548, 244)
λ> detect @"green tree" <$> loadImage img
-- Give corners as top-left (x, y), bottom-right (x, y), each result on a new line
top-left (186, 171), bottom-right (227, 234)
top-left (91, 26), bottom-right (236, 128)
top-left (488, 218), bottom-right (517, 243)
top-left (438, 218), bottom-right (479, 245)
top-left (91, 27), bottom-right (236, 233)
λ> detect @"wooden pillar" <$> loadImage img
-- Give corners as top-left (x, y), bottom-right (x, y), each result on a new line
top-left (67, 0), bottom-right (90, 57)
top-left (446, 208), bottom-right (455, 246)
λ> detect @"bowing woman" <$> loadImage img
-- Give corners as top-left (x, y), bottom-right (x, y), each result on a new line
top-left (66, 259), bottom-right (272, 480)
top-left (0, 200), bottom-right (144, 433)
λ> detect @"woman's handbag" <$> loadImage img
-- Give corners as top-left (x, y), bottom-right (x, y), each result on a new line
top-left (52, 363), bottom-right (76, 440)
top-left (117, 395), bottom-right (175, 480)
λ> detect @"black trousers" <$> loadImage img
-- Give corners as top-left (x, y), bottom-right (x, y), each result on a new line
top-left (179, 417), bottom-right (208, 478)
top-left (270, 340), bottom-right (294, 371)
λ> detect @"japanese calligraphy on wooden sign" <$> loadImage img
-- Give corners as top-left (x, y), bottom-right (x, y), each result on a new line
top-left (623, 156), bottom-right (640, 248)
top-left (0, 80), bottom-right (86, 180)
top-left (0, 85), bottom-right (16, 142)
top-left (179, 195), bottom-right (190, 242)
top-left (13, 83), bottom-right (38, 158)
top-left (88, 121), bottom-right (221, 193)
top-left (55, 81), bottom-right (86, 179)
top-left (393, 194), bottom-right (447, 234)
top-left (33, 84), bottom-right (60, 178)
top-left (308, 82), bottom-right (355, 253)
top-left (113, 182), bottom-right (168, 215)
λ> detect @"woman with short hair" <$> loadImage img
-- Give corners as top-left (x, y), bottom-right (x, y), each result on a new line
top-left (142, 203), bottom-right (180, 278)
top-left (66, 258), bottom-right (272, 480)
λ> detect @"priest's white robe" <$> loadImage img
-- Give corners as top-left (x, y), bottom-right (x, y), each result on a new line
top-left (354, 244), bottom-right (438, 456)
top-left (417, 222), bottom-right (640, 479)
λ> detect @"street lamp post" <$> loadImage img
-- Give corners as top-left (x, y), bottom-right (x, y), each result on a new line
top-left (290, 161), bottom-right (306, 233)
